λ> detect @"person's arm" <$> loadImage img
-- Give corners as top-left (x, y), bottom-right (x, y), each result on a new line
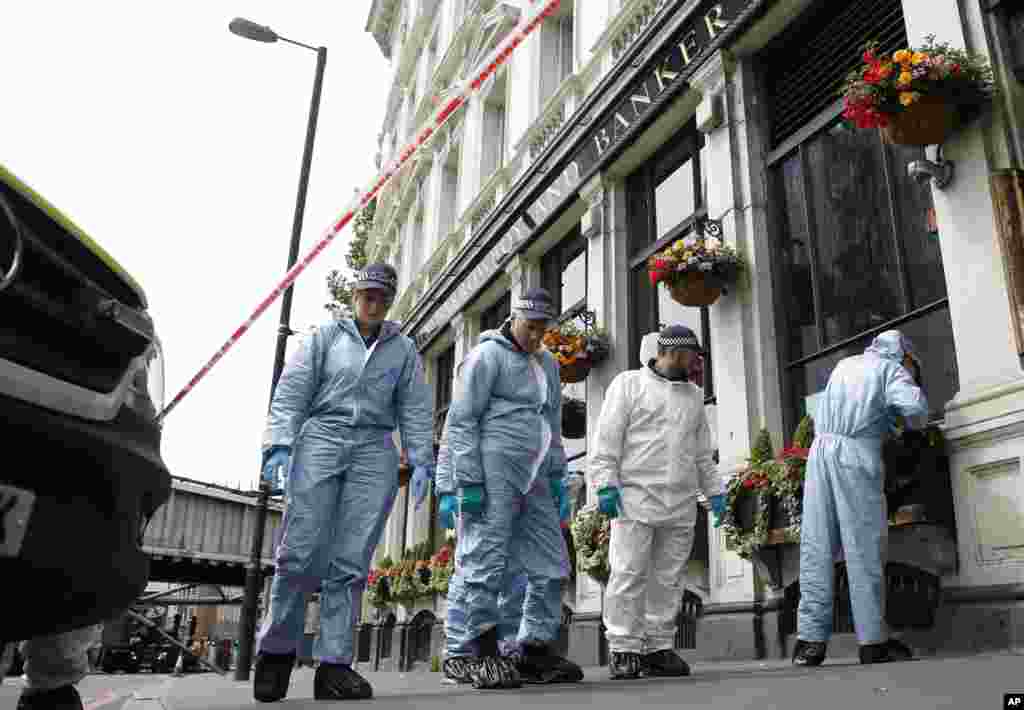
top-left (588, 373), bottom-right (631, 492)
top-left (886, 361), bottom-right (929, 430)
top-left (545, 356), bottom-right (568, 477)
top-left (435, 411), bottom-right (454, 494)
top-left (262, 326), bottom-right (324, 450)
top-left (694, 404), bottom-right (723, 497)
top-left (395, 342), bottom-right (436, 469)
top-left (447, 345), bottom-right (499, 488)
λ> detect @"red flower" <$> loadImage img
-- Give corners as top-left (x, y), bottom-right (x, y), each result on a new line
top-left (863, 49), bottom-right (877, 63)
top-left (368, 570), bottom-right (379, 585)
top-left (649, 270), bottom-right (664, 286)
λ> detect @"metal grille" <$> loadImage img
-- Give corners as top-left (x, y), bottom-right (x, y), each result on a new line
top-left (765, 0), bottom-right (907, 148)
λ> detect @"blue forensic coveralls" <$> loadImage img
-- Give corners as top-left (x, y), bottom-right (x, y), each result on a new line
top-left (797, 330), bottom-right (928, 646)
top-left (443, 327), bottom-right (568, 658)
top-left (436, 379), bottom-right (572, 659)
top-left (257, 319), bottom-right (434, 665)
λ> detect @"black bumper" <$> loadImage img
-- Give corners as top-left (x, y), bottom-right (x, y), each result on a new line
top-left (0, 393), bottom-right (170, 642)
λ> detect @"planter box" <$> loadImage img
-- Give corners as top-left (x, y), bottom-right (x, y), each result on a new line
top-left (732, 492), bottom-right (759, 533)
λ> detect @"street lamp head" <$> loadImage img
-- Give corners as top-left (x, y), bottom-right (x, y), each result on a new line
top-left (229, 17), bottom-right (278, 43)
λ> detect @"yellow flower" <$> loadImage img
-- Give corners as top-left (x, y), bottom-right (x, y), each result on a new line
top-left (878, 62), bottom-right (894, 78)
top-left (893, 49), bottom-right (911, 64)
top-left (911, 52), bottom-right (928, 65)
top-left (899, 91), bottom-right (920, 106)
top-left (897, 71), bottom-right (913, 86)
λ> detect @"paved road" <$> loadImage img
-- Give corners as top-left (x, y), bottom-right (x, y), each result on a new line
top-left (0, 670), bottom-right (215, 710)
top-left (99, 652), bottom-right (1024, 710)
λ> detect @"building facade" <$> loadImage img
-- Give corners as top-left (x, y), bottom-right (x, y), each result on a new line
top-left (360, 0), bottom-right (1024, 667)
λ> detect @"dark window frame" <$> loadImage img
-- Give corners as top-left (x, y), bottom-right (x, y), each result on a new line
top-left (625, 120), bottom-right (715, 404)
top-left (480, 291), bottom-right (511, 332)
top-left (541, 224), bottom-right (587, 318)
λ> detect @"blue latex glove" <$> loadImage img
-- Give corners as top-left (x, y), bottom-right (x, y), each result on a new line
top-left (457, 484), bottom-right (485, 515)
top-left (261, 446), bottom-right (291, 488)
top-left (550, 475), bottom-right (571, 526)
top-left (411, 465), bottom-right (434, 510)
top-left (708, 494), bottom-right (727, 528)
top-left (439, 493), bottom-right (457, 530)
top-left (597, 486), bottom-right (621, 519)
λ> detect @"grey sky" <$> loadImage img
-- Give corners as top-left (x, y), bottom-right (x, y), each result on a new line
top-left (1, 2), bottom-right (390, 487)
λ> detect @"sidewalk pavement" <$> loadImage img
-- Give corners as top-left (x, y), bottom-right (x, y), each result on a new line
top-left (121, 651), bottom-right (1024, 710)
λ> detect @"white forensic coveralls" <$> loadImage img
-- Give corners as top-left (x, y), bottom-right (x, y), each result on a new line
top-left (589, 359), bottom-right (722, 654)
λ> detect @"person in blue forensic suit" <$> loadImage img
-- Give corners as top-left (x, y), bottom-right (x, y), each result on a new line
top-left (439, 288), bottom-right (583, 690)
top-left (252, 263), bottom-right (435, 702)
top-left (435, 393), bottom-right (581, 686)
top-left (793, 329), bottom-right (928, 667)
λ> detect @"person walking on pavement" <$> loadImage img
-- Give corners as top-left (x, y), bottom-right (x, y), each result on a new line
top-left (793, 330), bottom-right (928, 667)
top-left (253, 263), bottom-right (435, 702)
top-left (440, 288), bottom-right (582, 690)
top-left (0, 624), bottom-right (102, 710)
top-left (590, 325), bottom-right (725, 680)
top-left (435, 394), bottom-right (582, 685)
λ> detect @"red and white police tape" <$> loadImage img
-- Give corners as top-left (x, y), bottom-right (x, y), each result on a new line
top-left (157, 0), bottom-right (561, 423)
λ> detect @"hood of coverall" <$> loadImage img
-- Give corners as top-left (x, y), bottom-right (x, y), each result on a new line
top-left (864, 330), bottom-right (919, 368)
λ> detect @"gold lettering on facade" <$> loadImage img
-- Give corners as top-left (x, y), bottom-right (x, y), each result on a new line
top-left (704, 5), bottom-right (730, 38)
top-left (630, 82), bottom-right (653, 118)
top-left (613, 112), bottom-right (631, 139)
top-left (652, 58), bottom-right (680, 91)
top-left (679, 30), bottom-right (700, 65)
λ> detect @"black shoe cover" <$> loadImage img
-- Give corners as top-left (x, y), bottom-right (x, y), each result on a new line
top-left (516, 644), bottom-right (584, 684)
top-left (859, 638), bottom-right (914, 664)
top-left (253, 651), bottom-right (296, 702)
top-left (313, 663), bottom-right (373, 700)
top-left (17, 685), bottom-right (83, 710)
top-left (792, 639), bottom-right (827, 667)
top-left (641, 649), bottom-right (690, 677)
top-left (609, 651), bottom-right (642, 679)
top-left (442, 655), bottom-right (475, 684)
top-left (470, 656), bottom-right (522, 689)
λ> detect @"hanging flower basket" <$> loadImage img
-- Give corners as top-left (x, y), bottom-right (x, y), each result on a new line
top-left (881, 95), bottom-right (958, 146)
top-left (543, 319), bottom-right (610, 384)
top-left (559, 359), bottom-right (592, 384)
top-left (649, 232), bottom-right (743, 308)
top-left (562, 397), bottom-right (586, 439)
top-left (721, 419), bottom-right (814, 560)
top-left (669, 273), bottom-right (723, 307)
top-left (841, 35), bottom-right (995, 145)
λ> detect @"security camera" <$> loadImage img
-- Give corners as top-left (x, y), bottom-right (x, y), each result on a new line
top-left (907, 158), bottom-right (954, 190)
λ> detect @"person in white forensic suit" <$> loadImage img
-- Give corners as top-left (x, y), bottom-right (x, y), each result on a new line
top-left (589, 324), bottom-right (726, 680)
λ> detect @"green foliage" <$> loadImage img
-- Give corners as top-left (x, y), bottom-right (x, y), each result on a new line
top-left (750, 429), bottom-right (774, 466)
top-left (793, 416), bottom-right (815, 449)
top-left (377, 555), bottom-right (394, 570)
top-left (325, 197), bottom-right (376, 316)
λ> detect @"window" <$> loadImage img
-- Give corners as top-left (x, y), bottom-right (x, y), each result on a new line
top-left (626, 121), bottom-right (714, 401)
top-left (482, 70), bottom-right (508, 182)
top-left (539, 2), bottom-right (574, 107)
top-left (770, 120), bottom-right (957, 432)
top-left (764, 1), bottom-right (957, 434)
top-left (541, 225), bottom-right (586, 316)
top-left (434, 344), bottom-right (456, 439)
top-left (480, 291), bottom-right (511, 332)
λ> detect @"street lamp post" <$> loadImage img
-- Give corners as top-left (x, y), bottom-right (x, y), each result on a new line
top-left (228, 17), bottom-right (327, 682)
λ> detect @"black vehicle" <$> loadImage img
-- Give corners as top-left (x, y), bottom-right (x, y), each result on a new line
top-left (0, 165), bottom-right (171, 642)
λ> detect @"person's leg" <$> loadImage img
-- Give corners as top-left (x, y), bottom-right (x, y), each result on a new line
top-left (831, 451), bottom-right (910, 663)
top-left (513, 480), bottom-right (582, 683)
top-left (795, 443), bottom-right (842, 665)
top-left (642, 524), bottom-right (695, 677)
top-left (604, 518), bottom-right (654, 679)
top-left (254, 428), bottom-right (341, 702)
top-left (313, 435), bottom-right (399, 700)
top-left (445, 471), bottom-right (521, 690)
top-left (256, 432), bottom-right (341, 658)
